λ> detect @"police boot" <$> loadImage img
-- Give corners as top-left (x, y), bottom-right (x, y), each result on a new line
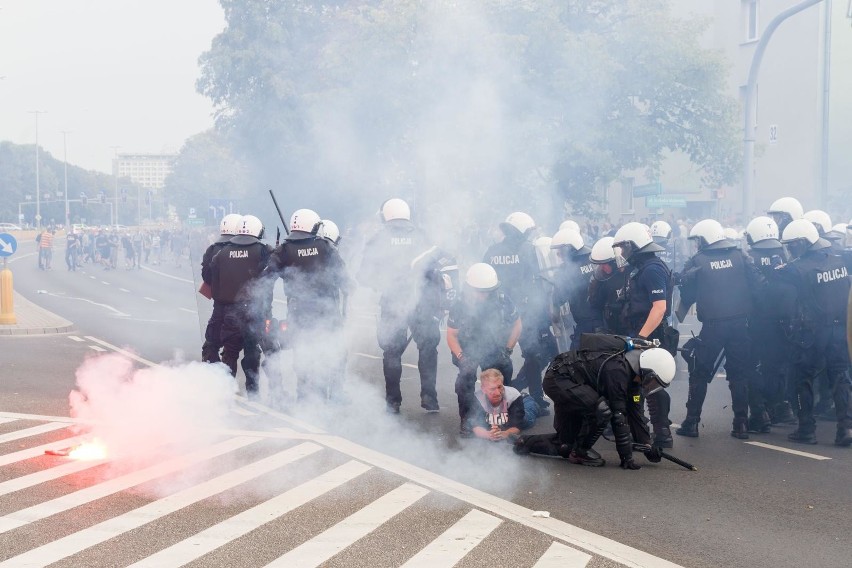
top-left (567, 447), bottom-right (606, 467)
top-left (770, 401), bottom-right (797, 425)
top-left (653, 427), bottom-right (673, 449)
top-left (834, 428), bottom-right (852, 447)
top-left (788, 429), bottom-right (818, 445)
top-left (730, 417), bottom-right (750, 440)
top-left (459, 418), bottom-right (473, 439)
top-left (748, 411), bottom-right (772, 434)
top-left (675, 417), bottom-right (699, 437)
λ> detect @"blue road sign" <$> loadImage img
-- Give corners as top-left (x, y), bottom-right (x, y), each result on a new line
top-left (0, 233), bottom-right (18, 258)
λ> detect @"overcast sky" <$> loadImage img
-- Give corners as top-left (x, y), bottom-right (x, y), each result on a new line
top-left (0, 0), bottom-right (225, 173)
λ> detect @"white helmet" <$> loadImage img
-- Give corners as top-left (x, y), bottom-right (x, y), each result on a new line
top-left (465, 263), bottom-right (499, 292)
top-left (767, 197), bottom-right (804, 222)
top-left (624, 347), bottom-right (676, 395)
top-left (745, 216), bottom-right (781, 249)
top-left (550, 228), bottom-right (589, 256)
top-left (590, 236), bottom-right (616, 264)
top-left (780, 219), bottom-right (820, 245)
top-left (318, 219), bottom-right (340, 244)
top-left (290, 208), bottom-right (321, 233)
top-left (220, 213), bottom-right (242, 236)
top-left (237, 215), bottom-right (264, 238)
top-left (559, 220), bottom-right (581, 233)
top-left (688, 219), bottom-right (729, 250)
top-left (723, 227), bottom-right (740, 241)
top-left (803, 210), bottom-right (832, 236)
top-left (380, 198), bottom-right (411, 222)
top-left (650, 220), bottom-right (672, 242)
top-left (612, 222), bottom-right (663, 256)
top-left (828, 223), bottom-right (848, 241)
top-left (503, 212), bottom-right (536, 235)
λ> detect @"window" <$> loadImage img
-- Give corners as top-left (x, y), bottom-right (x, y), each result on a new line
top-left (745, 0), bottom-right (759, 41)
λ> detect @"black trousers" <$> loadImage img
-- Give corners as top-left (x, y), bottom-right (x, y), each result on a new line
top-left (202, 302), bottom-right (225, 364)
top-left (377, 300), bottom-right (440, 405)
top-left (791, 323), bottom-right (852, 432)
top-left (685, 317), bottom-right (751, 421)
top-left (749, 318), bottom-right (789, 414)
top-left (220, 303), bottom-right (262, 393)
top-left (513, 309), bottom-right (556, 402)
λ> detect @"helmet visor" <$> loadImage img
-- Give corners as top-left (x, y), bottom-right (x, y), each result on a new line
top-left (593, 261), bottom-right (616, 282)
top-left (640, 370), bottom-right (667, 396)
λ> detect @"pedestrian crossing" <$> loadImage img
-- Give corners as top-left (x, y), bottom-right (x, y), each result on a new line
top-left (0, 415), bottom-right (679, 567)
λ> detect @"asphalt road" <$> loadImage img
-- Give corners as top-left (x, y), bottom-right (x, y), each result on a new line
top-left (2, 237), bottom-right (851, 568)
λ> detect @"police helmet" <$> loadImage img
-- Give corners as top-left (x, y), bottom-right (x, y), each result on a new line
top-left (590, 236), bottom-right (616, 264)
top-left (464, 263), bottom-right (499, 292)
top-left (237, 215), bottom-right (264, 239)
top-left (624, 347), bottom-right (676, 395)
top-left (612, 222), bottom-right (664, 256)
top-left (559, 219), bottom-right (581, 233)
top-left (767, 197), bottom-right (804, 226)
top-left (290, 209), bottom-right (321, 234)
top-left (650, 220), bottom-right (672, 242)
top-left (220, 213), bottom-right (243, 236)
top-left (318, 219), bottom-right (341, 245)
top-left (688, 219), bottom-right (731, 250)
top-left (380, 198), bottom-right (410, 222)
top-left (827, 223), bottom-right (848, 242)
top-left (550, 228), bottom-right (590, 256)
top-left (502, 212), bottom-right (536, 235)
top-left (803, 210), bottom-right (832, 236)
top-left (780, 219), bottom-right (819, 245)
top-left (723, 227), bottom-right (740, 241)
top-left (744, 216), bottom-right (781, 249)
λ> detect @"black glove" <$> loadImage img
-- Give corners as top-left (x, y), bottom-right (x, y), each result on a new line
top-left (458, 355), bottom-right (477, 376)
top-left (620, 457), bottom-right (642, 470)
top-left (502, 346), bottom-right (514, 359)
top-left (644, 446), bottom-right (663, 463)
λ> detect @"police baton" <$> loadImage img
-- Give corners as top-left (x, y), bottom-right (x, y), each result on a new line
top-left (632, 443), bottom-right (698, 471)
top-left (268, 190), bottom-right (290, 236)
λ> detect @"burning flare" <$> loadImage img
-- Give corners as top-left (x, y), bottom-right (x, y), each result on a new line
top-left (67, 439), bottom-right (108, 460)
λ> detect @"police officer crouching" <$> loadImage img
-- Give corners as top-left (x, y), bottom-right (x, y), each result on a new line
top-left (776, 220), bottom-right (852, 446)
top-left (209, 215), bottom-right (272, 395)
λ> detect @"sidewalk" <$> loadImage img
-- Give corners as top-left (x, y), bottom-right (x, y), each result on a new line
top-left (0, 291), bottom-right (74, 335)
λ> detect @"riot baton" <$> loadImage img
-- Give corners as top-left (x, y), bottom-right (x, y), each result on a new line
top-left (268, 189), bottom-right (290, 235)
top-left (632, 443), bottom-right (698, 471)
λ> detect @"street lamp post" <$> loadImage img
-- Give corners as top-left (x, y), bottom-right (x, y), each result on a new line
top-left (62, 131), bottom-right (70, 229)
top-left (110, 146), bottom-right (121, 226)
top-left (28, 110), bottom-right (46, 229)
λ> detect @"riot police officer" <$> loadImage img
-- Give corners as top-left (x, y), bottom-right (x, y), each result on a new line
top-left (777, 220), bottom-right (852, 446)
top-left (743, 216), bottom-right (796, 429)
top-left (612, 222), bottom-right (676, 448)
top-left (588, 236), bottom-right (630, 334)
top-left (650, 220), bottom-right (677, 271)
top-left (675, 219), bottom-right (762, 439)
top-left (357, 199), bottom-right (442, 414)
top-left (767, 197), bottom-right (804, 237)
top-left (264, 209), bottom-right (349, 400)
top-left (209, 215), bottom-right (272, 394)
top-left (484, 212), bottom-right (553, 410)
top-left (201, 213), bottom-right (243, 365)
top-left (550, 228), bottom-right (601, 350)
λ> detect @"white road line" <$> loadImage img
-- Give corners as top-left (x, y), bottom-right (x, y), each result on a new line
top-left (230, 406), bottom-right (257, 417)
top-left (266, 483), bottom-right (429, 567)
top-left (0, 435), bottom-right (88, 468)
top-left (84, 336), bottom-right (158, 367)
top-left (0, 436), bottom-right (259, 534)
top-left (240, 399), bottom-right (326, 434)
top-left (45, 293), bottom-right (130, 317)
top-left (744, 441), bottom-right (832, 461)
top-left (89, 275), bottom-right (96, 279)
top-left (0, 418), bottom-right (17, 425)
top-left (89, 345), bottom-right (107, 352)
top-left (0, 422), bottom-right (70, 444)
top-left (354, 352), bottom-right (381, 360)
top-left (532, 542), bottom-right (592, 567)
top-left (100, 280), bottom-right (110, 285)
top-left (0, 456), bottom-right (108, 497)
top-left (119, 288), bottom-right (130, 292)
top-left (140, 265), bottom-right (193, 283)
top-left (402, 363), bottom-right (418, 370)
top-left (400, 509), bottom-right (502, 567)
top-left (178, 307), bottom-right (197, 314)
top-left (126, 460), bottom-right (371, 568)
top-left (68, 335), bottom-right (85, 342)
top-left (143, 297), bottom-right (157, 302)
top-left (0, 443), bottom-right (324, 568)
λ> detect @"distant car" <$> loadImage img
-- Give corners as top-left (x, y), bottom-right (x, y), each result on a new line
top-left (0, 223), bottom-right (23, 232)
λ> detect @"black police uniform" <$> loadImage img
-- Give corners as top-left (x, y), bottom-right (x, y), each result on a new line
top-left (209, 235), bottom-right (272, 393)
top-left (588, 264), bottom-right (630, 335)
top-left (358, 219), bottom-right (442, 411)
top-left (776, 249), bottom-right (852, 445)
top-left (447, 291), bottom-right (519, 423)
top-left (621, 252), bottom-right (675, 442)
top-left (543, 347), bottom-right (652, 469)
top-left (201, 235), bottom-right (233, 364)
top-left (484, 227), bottom-right (553, 405)
top-left (265, 231), bottom-right (348, 399)
top-left (552, 253), bottom-right (602, 350)
top-left (677, 244), bottom-right (760, 437)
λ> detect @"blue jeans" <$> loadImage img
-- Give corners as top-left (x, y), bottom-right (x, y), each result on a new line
top-left (518, 395), bottom-right (542, 430)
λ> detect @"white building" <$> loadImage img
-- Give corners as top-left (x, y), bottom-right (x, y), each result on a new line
top-left (113, 153), bottom-right (176, 190)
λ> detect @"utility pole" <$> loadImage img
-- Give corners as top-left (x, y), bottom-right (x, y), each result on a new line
top-left (28, 110), bottom-right (46, 229)
top-left (819, 0), bottom-right (833, 207)
top-left (110, 146), bottom-right (121, 226)
top-left (62, 131), bottom-right (71, 229)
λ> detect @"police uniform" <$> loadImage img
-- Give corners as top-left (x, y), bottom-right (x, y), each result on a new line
top-left (447, 292), bottom-right (519, 423)
top-left (621, 252), bottom-right (675, 441)
top-left (209, 234), bottom-right (272, 392)
top-left (358, 219), bottom-right (442, 411)
top-left (552, 253), bottom-right (602, 350)
top-left (777, 250), bottom-right (852, 445)
top-left (201, 236), bottom-right (233, 364)
top-left (678, 245), bottom-right (760, 436)
top-left (588, 264), bottom-right (630, 335)
top-left (265, 231), bottom-right (348, 399)
top-left (484, 229), bottom-right (553, 404)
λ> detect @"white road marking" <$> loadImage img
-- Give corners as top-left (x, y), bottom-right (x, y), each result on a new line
top-left (354, 352), bottom-right (381, 360)
top-left (125, 460), bottom-right (370, 568)
top-left (402, 363), bottom-right (418, 370)
top-left (0, 436), bottom-right (259, 534)
top-left (230, 406), bottom-right (256, 416)
top-left (0, 418), bottom-right (17, 425)
top-left (532, 542), bottom-right (592, 567)
top-left (100, 280), bottom-right (110, 285)
top-left (44, 292), bottom-right (130, 317)
top-left (89, 275), bottom-right (96, 279)
top-left (266, 483), bottom-right (429, 567)
top-left (0, 412), bottom-right (77, 424)
top-left (0, 422), bottom-right (70, 444)
top-left (68, 335), bottom-right (84, 342)
top-left (143, 297), bottom-right (157, 302)
top-left (0, 456), bottom-right (108, 497)
top-left (744, 441), bottom-right (832, 461)
top-left (119, 288), bottom-right (130, 292)
top-left (400, 509), bottom-right (502, 567)
top-left (140, 265), bottom-right (193, 283)
top-left (89, 345), bottom-right (107, 352)
top-left (0, 435), bottom-right (89, 468)
top-left (84, 336), bottom-right (158, 367)
top-left (0, 443), bottom-right (324, 568)
top-left (178, 307), bottom-right (196, 314)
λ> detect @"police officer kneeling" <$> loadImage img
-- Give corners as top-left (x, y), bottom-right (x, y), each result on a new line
top-left (542, 338), bottom-right (676, 469)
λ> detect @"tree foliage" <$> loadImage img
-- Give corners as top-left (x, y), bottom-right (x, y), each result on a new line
top-left (194, 0), bottom-right (740, 226)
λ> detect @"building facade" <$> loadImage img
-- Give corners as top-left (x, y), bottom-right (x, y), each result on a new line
top-left (113, 153), bottom-right (176, 190)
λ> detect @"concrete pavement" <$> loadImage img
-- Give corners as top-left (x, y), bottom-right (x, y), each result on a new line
top-left (0, 291), bottom-right (74, 335)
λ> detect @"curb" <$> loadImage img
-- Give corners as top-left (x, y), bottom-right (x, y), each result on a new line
top-left (0, 292), bottom-right (75, 336)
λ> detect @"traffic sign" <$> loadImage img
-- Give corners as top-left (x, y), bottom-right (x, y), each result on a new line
top-left (633, 182), bottom-right (662, 198)
top-left (646, 195), bottom-right (687, 208)
top-left (0, 233), bottom-right (18, 257)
